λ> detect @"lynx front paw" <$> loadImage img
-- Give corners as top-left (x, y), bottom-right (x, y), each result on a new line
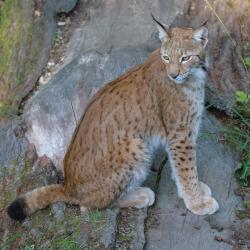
top-left (186, 196), bottom-right (219, 215)
top-left (199, 181), bottom-right (212, 197)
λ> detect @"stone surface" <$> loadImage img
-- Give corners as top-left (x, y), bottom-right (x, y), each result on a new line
top-left (0, 118), bottom-right (28, 169)
top-left (116, 207), bottom-right (148, 250)
top-left (100, 208), bottom-right (120, 249)
top-left (0, 0), bottom-right (78, 121)
top-left (145, 112), bottom-right (250, 250)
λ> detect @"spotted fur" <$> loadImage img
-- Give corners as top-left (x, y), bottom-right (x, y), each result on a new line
top-left (7, 19), bottom-right (219, 221)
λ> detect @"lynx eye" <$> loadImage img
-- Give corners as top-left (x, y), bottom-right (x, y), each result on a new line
top-left (181, 55), bottom-right (192, 63)
top-left (162, 55), bottom-right (170, 62)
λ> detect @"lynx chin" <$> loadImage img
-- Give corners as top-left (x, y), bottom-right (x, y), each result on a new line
top-left (8, 16), bottom-right (218, 221)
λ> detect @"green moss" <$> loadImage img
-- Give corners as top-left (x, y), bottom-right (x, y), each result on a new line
top-left (0, 0), bottom-right (24, 117)
top-left (0, 1), bottom-right (15, 74)
top-left (0, 208), bottom-right (83, 249)
top-left (88, 209), bottom-right (102, 224)
top-left (244, 57), bottom-right (250, 67)
top-left (24, 245), bottom-right (35, 250)
top-left (88, 238), bottom-right (101, 250)
top-left (0, 103), bottom-right (19, 118)
top-left (0, 0), bottom-right (46, 119)
top-left (0, 0), bottom-right (23, 76)
top-left (55, 238), bottom-right (80, 250)
top-left (117, 233), bottom-right (133, 242)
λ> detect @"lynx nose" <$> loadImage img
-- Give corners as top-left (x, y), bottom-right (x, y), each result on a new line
top-left (169, 73), bottom-right (179, 79)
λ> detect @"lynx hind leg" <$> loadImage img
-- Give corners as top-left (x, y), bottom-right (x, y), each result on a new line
top-left (116, 187), bottom-right (155, 209)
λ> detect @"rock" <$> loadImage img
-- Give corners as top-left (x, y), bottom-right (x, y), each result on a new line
top-left (76, 207), bottom-right (119, 249)
top-left (25, 143), bottom-right (38, 164)
top-left (51, 202), bottom-right (66, 221)
top-left (116, 208), bottom-right (148, 250)
top-left (47, 61), bottom-right (55, 67)
top-left (57, 21), bottom-right (66, 26)
top-left (0, 0), bottom-right (78, 121)
top-left (0, 118), bottom-right (28, 170)
top-left (100, 208), bottom-right (120, 249)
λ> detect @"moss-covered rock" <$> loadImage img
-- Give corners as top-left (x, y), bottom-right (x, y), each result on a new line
top-left (0, 0), bottom-right (23, 119)
top-left (0, 0), bottom-right (78, 121)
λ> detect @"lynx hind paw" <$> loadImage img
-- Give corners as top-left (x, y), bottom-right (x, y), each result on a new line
top-left (135, 188), bottom-right (155, 209)
top-left (186, 196), bottom-right (219, 216)
top-left (199, 181), bottom-right (212, 197)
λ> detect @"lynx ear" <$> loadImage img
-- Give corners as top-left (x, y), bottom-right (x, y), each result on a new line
top-left (193, 26), bottom-right (208, 47)
top-left (151, 14), bottom-right (169, 42)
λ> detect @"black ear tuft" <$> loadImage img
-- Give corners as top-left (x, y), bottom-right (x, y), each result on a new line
top-left (151, 13), bottom-right (169, 42)
top-left (151, 13), bottom-right (167, 32)
top-left (7, 198), bottom-right (27, 221)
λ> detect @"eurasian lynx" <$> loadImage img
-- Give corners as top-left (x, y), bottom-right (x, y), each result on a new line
top-left (8, 16), bottom-right (219, 221)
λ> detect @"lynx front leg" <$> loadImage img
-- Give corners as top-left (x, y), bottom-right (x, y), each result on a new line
top-left (168, 138), bottom-right (219, 215)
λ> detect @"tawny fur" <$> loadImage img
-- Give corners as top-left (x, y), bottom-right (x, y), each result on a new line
top-left (8, 21), bottom-right (219, 221)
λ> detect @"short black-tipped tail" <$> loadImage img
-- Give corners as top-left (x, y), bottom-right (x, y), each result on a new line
top-left (7, 184), bottom-right (70, 221)
top-left (7, 198), bottom-right (27, 221)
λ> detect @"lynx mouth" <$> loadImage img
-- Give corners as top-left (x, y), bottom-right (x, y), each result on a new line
top-left (168, 72), bottom-right (190, 84)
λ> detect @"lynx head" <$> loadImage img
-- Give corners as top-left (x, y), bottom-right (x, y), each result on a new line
top-left (152, 15), bottom-right (208, 84)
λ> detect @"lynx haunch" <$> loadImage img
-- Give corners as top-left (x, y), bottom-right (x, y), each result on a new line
top-left (8, 16), bottom-right (219, 221)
